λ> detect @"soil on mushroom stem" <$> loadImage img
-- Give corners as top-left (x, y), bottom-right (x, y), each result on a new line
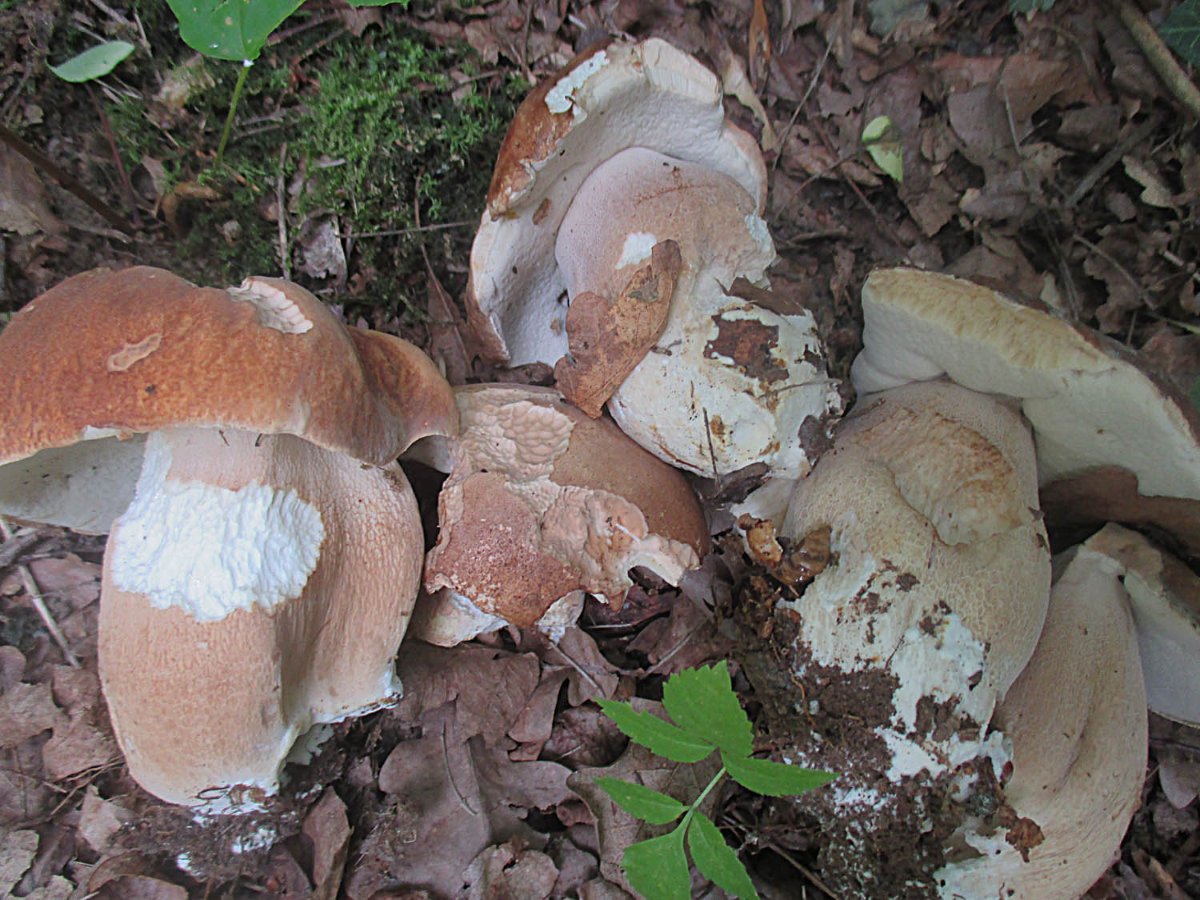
top-left (727, 561), bottom-right (1014, 899)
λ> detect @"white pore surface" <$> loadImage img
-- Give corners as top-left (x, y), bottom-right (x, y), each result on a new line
top-left (109, 430), bottom-right (324, 621)
top-left (0, 433), bottom-right (144, 533)
top-left (556, 146), bottom-right (840, 477)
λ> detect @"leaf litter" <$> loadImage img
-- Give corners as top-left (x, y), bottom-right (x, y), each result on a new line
top-left (2, 0), bottom-right (1200, 897)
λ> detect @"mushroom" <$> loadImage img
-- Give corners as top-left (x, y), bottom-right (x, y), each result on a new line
top-left (1078, 522), bottom-right (1200, 728)
top-left (409, 384), bottom-right (708, 646)
top-left (935, 532), bottom-right (1147, 899)
top-left (466, 38), bottom-right (843, 478)
top-left (0, 266), bottom-right (457, 810)
top-left (852, 267), bottom-right (1200, 555)
top-left (778, 378), bottom-right (1051, 781)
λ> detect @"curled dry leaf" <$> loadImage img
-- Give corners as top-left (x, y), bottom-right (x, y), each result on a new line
top-left (554, 240), bottom-right (681, 417)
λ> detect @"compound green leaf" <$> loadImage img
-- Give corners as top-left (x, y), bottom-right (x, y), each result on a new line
top-left (596, 777), bottom-right (687, 825)
top-left (687, 811), bottom-right (760, 899)
top-left (660, 661), bottom-right (753, 757)
top-left (623, 827), bottom-right (691, 900)
top-left (48, 41), bottom-right (135, 83)
top-left (597, 700), bottom-right (715, 763)
top-left (166, 0), bottom-right (305, 61)
top-left (722, 752), bottom-right (838, 797)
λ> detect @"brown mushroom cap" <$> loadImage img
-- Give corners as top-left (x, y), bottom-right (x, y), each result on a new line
top-left (936, 535), bottom-right (1147, 898)
top-left (852, 267), bottom-right (1200, 556)
top-left (0, 266), bottom-right (457, 532)
top-left (414, 384), bottom-right (708, 645)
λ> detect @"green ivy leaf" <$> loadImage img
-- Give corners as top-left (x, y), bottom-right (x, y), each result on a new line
top-left (862, 115), bottom-right (904, 183)
top-left (722, 752), bottom-right (838, 797)
top-left (687, 811), bottom-right (760, 899)
top-left (48, 41), bottom-right (135, 83)
top-left (623, 827), bottom-right (691, 900)
top-left (1008, 0), bottom-right (1055, 13)
top-left (597, 700), bottom-right (715, 763)
top-left (596, 777), bottom-right (687, 825)
top-left (1161, 0), bottom-right (1200, 67)
top-left (660, 661), bottom-right (753, 758)
top-left (165, 0), bottom-right (305, 61)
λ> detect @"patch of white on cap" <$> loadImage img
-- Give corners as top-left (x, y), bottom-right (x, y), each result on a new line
top-left (228, 278), bottom-right (313, 334)
top-left (110, 432), bottom-right (324, 622)
top-left (545, 51), bottom-right (609, 114)
top-left (617, 232), bottom-right (658, 269)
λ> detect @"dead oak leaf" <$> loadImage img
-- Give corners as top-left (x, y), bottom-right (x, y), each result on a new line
top-left (554, 240), bottom-right (680, 418)
top-left (0, 143), bottom-right (64, 236)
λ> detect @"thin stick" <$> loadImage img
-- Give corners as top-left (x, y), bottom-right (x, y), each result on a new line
top-left (276, 142), bottom-right (290, 279)
top-left (0, 124), bottom-right (132, 235)
top-left (88, 84), bottom-right (141, 228)
top-left (1112, 0), bottom-right (1200, 120)
top-left (0, 518), bottom-right (79, 668)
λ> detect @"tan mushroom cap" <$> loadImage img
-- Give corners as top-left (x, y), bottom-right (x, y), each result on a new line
top-left (852, 267), bottom-right (1200, 555)
top-left (781, 380), bottom-right (1051, 763)
top-left (466, 38), bottom-right (768, 367)
top-left (935, 537), bottom-right (1147, 899)
top-left (0, 266), bottom-right (457, 532)
top-left (100, 427), bottom-right (423, 809)
top-left (415, 384), bottom-right (708, 645)
top-left (1082, 522), bottom-right (1200, 727)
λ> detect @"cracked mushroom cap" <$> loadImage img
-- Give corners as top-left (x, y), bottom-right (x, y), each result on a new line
top-left (0, 266), bottom-right (458, 532)
top-left (852, 267), bottom-right (1200, 557)
top-left (411, 385), bottom-right (709, 646)
top-left (935, 534), bottom-right (1147, 899)
top-left (0, 266), bottom-right (458, 809)
top-left (465, 37), bottom-right (768, 367)
top-left (553, 145), bottom-right (843, 478)
top-left (780, 379), bottom-right (1051, 779)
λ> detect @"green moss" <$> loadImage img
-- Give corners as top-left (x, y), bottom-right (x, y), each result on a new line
top-left (105, 17), bottom-right (519, 320)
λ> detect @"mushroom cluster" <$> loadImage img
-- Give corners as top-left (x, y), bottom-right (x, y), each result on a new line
top-left (0, 266), bottom-right (457, 810)
top-left (465, 37), bottom-right (844, 479)
top-left (737, 268), bottom-right (1200, 898)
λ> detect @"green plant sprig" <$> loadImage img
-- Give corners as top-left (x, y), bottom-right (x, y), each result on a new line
top-left (597, 662), bottom-right (836, 900)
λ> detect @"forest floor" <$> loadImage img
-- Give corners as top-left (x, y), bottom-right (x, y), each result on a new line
top-left (1, 0), bottom-right (1199, 897)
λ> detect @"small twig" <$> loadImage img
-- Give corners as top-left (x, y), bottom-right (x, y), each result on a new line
top-left (346, 220), bottom-right (473, 239)
top-left (772, 38), bottom-right (834, 173)
top-left (1064, 114), bottom-right (1161, 208)
top-left (0, 123), bottom-right (132, 235)
top-left (1112, 0), bottom-right (1200, 120)
top-left (441, 719), bottom-right (479, 815)
top-left (548, 635), bottom-right (604, 698)
top-left (0, 518), bottom-right (79, 668)
top-left (0, 530), bottom-right (44, 571)
top-left (276, 142), bottom-right (290, 279)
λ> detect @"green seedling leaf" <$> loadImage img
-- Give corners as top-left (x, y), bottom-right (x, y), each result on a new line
top-left (166, 0), bottom-right (304, 61)
top-left (862, 114), bottom-right (903, 183)
top-left (598, 700), bottom-right (715, 763)
top-left (1189, 376), bottom-right (1200, 412)
top-left (723, 752), bottom-right (838, 797)
top-left (1161, 0), bottom-right (1200, 66)
top-left (687, 811), bottom-right (760, 899)
top-left (596, 777), bottom-right (687, 825)
top-left (661, 661), bottom-right (753, 757)
top-left (48, 41), bottom-right (135, 83)
top-left (623, 827), bottom-right (691, 900)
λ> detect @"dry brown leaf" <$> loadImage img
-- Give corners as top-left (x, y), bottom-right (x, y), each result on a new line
top-left (0, 143), bottom-right (63, 236)
top-left (425, 262), bottom-right (473, 386)
top-left (41, 714), bottom-right (119, 780)
top-left (568, 704), bottom-right (722, 892)
top-left (0, 682), bottom-right (65, 750)
top-left (554, 240), bottom-right (680, 418)
top-left (78, 787), bottom-right (133, 856)
top-left (625, 596), bottom-right (728, 677)
top-left (0, 830), bottom-right (38, 894)
top-left (464, 842), bottom-right (559, 900)
top-left (303, 789), bottom-right (351, 900)
top-left (26, 554), bottom-right (101, 610)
